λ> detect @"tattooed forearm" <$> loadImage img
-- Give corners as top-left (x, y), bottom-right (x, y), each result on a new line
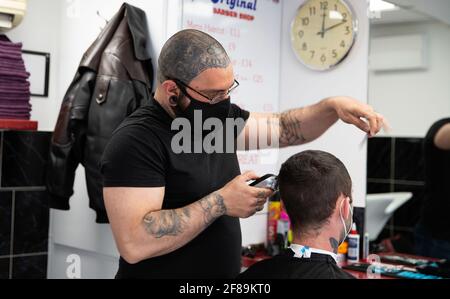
top-left (199, 192), bottom-right (227, 226)
top-left (143, 207), bottom-right (191, 239)
top-left (143, 192), bottom-right (226, 239)
top-left (278, 110), bottom-right (307, 147)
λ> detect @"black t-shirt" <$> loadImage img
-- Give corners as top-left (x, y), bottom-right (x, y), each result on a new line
top-left (238, 249), bottom-right (355, 279)
top-left (421, 118), bottom-right (450, 241)
top-left (100, 97), bottom-right (250, 278)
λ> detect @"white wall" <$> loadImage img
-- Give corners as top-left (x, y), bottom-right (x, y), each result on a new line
top-left (369, 21), bottom-right (450, 137)
top-left (7, 0), bottom-right (62, 131)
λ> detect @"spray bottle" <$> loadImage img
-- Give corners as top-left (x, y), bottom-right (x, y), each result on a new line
top-left (347, 223), bottom-right (360, 263)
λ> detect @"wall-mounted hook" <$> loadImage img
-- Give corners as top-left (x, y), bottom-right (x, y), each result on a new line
top-left (96, 10), bottom-right (109, 30)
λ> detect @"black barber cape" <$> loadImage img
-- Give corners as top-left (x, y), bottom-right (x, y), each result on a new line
top-left (238, 249), bottom-right (355, 279)
top-left (101, 96), bottom-right (249, 278)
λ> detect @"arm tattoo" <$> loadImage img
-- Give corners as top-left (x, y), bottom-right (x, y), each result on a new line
top-left (257, 190), bottom-right (268, 199)
top-left (143, 192), bottom-right (226, 238)
top-left (278, 110), bottom-right (306, 147)
top-left (143, 208), bottom-right (191, 239)
top-left (199, 192), bottom-right (227, 226)
top-left (329, 237), bottom-right (339, 254)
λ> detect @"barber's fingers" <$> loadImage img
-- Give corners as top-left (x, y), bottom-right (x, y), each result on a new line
top-left (241, 171), bottom-right (259, 182)
top-left (250, 187), bottom-right (273, 200)
top-left (377, 113), bottom-right (391, 134)
top-left (348, 115), bottom-right (370, 134)
top-left (252, 194), bottom-right (270, 211)
top-left (361, 109), bottom-right (379, 137)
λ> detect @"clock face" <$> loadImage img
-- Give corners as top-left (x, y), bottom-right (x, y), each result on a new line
top-left (291, 0), bottom-right (357, 70)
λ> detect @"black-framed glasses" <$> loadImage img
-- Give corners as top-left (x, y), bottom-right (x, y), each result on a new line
top-left (171, 78), bottom-right (239, 104)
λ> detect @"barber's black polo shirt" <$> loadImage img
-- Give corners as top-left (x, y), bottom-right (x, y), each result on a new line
top-left (238, 249), bottom-right (355, 279)
top-left (100, 97), bottom-right (249, 279)
top-left (421, 118), bottom-right (450, 241)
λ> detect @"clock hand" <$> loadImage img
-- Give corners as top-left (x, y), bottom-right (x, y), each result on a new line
top-left (320, 13), bottom-right (326, 38)
top-left (318, 21), bottom-right (347, 35)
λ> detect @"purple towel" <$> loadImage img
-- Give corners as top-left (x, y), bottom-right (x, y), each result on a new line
top-left (0, 60), bottom-right (25, 68)
top-left (0, 83), bottom-right (30, 89)
top-left (0, 86), bottom-right (30, 93)
top-left (0, 77), bottom-right (29, 84)
top-left (0, 105), bottom-right (31, 111)
top-left (0, 64), bottom-right (25, 71)
top-left (0, 115), bottom-right (31, 120)
top-left (0, 39), bottom-right (22, 48)
top-left (0, 100), bottom-right (32, 106)
top-left (0, 97), bottom-right (31, 102)
top-left (0, 87), bottom-right (31, 93)
top-left (0, 102), bottom-right (32, 107)
top-left (0, 109), bottom-right (32, 114)
top-left (0, 90), bottom-right (31, 96)
top-left (0, 113), bottom-right (30, 116)
top-left (0, 106), bottom-right (31, 111)
top-left (0, 53), bottom-right (22, 60)
top-left (0, 70), bottom-right (29, 78)
top-left (0, 47), bottom-right (23, 56)
top-left (0, 99), bottom-right (31, 105)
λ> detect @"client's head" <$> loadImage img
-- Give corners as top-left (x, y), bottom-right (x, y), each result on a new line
top-left (278, 150), bottom-right (353, 253)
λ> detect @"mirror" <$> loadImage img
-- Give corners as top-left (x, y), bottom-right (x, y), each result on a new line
top-left (366, 0), bottom-right (450, 259)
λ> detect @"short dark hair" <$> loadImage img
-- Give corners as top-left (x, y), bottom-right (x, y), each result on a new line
top-left (278, 150), bottom-right (352, 234)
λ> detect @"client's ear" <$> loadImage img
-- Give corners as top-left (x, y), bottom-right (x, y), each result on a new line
top-left (340, 196), bottom-right (351, 219)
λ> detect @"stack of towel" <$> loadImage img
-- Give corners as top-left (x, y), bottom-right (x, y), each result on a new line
top-left (0, 35), bottom-right (31, 120)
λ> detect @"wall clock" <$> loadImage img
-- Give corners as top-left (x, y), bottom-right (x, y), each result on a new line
top-left (291, 0), bottom-right (358, 70)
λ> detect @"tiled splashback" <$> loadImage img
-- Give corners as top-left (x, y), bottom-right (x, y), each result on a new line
top-left (367, 137), bottom-right (425, 253)
top-left (0, 131), bottom-right (51, 279)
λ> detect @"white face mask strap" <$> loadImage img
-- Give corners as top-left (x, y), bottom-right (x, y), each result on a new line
top-left (339, 197), bottom-right (352, 244)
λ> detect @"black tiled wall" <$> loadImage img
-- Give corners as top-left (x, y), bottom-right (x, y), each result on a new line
top-left (367, 137), bottom-right (425, 253)
top-left (0, 131), bottom-right (51, 279)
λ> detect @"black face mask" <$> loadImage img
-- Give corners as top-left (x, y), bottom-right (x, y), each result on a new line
top-left (176, 95), bottom-right (231, 126)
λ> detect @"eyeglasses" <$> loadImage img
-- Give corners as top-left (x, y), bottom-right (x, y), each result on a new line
top-left (171, 78), bottom-right (239, 104)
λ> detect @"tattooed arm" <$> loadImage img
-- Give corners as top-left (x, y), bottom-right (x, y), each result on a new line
top-left (103, 172), bottom-right (272, 264)
top-left (238, 96), bottom-right (385, 150)
top-left (104, 187), bottom-right (227, 264)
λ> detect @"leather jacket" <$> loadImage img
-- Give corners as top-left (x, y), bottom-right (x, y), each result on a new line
top-left (47, 3), bottom-right (153, 223)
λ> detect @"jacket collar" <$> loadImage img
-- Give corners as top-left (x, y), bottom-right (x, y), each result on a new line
top-left (80, 3), bottom-right (151, 69)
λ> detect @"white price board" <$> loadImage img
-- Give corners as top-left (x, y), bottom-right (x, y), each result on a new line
top-left (182, 0), bottom-right (282, 173)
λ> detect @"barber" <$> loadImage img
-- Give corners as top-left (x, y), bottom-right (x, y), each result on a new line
top-left (100, 29), bottom-right (385, 279)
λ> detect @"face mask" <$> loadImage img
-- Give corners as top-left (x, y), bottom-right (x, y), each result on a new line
top-left (177, 94), bottom-right (231, 126)
top-left (339, 197), bottom-right (353, 245)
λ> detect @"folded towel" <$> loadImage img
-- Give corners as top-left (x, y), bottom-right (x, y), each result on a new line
top-left (0, 100), bottom-right (32, 106)
top-left (0, 113), bottom-right (31, 119)
top-left (0, 90), bottom-right (31, 96)
top-left (0, 86), bottom-right (31, 92)
top-left (0, 83), bottom-right (31, 90)
top-left (0, 40), bottom-right (22, 48)
top-left (0, 78), bottom-right (29, 84)
top-left (0, 53), bottom-right (22, 60)
top-left (0, 70), bottom-right (30, 78)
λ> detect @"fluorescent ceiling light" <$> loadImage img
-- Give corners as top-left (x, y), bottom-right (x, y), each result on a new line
top-left (370, 0), bottom-right (398, 12)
